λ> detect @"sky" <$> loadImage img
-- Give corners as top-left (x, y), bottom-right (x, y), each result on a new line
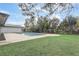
top-left (0, 3), bottom-right (79, 26)
top-left (0, 3), bottom-right (25, 26)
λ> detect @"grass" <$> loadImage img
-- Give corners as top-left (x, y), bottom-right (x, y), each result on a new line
top-left (0, 35), bottom-right (79, 56)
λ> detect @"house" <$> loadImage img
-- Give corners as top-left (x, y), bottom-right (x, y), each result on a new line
top-left (0, 12), bottom-right (9, 26)
top-left (0, 12), bottom-right (23, 33)
top-left (1, 24), bottom-right (23, 33)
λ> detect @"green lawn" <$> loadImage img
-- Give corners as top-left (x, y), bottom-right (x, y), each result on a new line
top-left (0, 35), bottom-right (79, 56)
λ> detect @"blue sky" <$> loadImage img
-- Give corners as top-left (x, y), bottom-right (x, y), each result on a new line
top-left (0, 3), bottom-right (79, 26)
top-left (72, 4), bottom-right (79, 16)
top-left (0, 3), bottom-right (25, 26)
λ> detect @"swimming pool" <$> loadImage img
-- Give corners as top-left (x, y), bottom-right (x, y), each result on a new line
top-left (19, 32), bottom-right (44, 36)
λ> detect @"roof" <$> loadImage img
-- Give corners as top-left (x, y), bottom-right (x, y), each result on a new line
top-left (0, 11), bottom-right (10, 15)
top-left (0, 12), bottom-right (9, 26)
top-left (2, 24), bottom-right (24, 28)
top-left (0, 12), bottom-right (9, 16)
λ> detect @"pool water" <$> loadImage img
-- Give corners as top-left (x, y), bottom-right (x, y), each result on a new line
top-left (18, 32), bottom-right (44, 36)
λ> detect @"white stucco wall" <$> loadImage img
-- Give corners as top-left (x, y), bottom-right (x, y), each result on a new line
top-left (1, 27), bottom-right (22, 33)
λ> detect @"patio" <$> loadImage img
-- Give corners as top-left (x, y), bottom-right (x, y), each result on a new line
top-left (0, 33), bottom-right (60, 45)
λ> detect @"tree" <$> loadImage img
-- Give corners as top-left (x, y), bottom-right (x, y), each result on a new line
top-left (66, 16), bottom-right (77, 33)
top-left (18, 3), bottom-right (74, 32)
top-left (58, 15), bottom-right (77, 34)
top-left (58, 19), bottom-right (69, 33)
top-left (75, 18), bottom-right (79, 28)
top-left (42, 3), bottom-right (73, 17)
top-left (18, 3), bottom-right (73, 17)
top-left (36, 16), bottom-right (49, 32)
top-left (75, 17), bottom-right (79, 33)
top-left (49, 17), bottom-right (60, 33)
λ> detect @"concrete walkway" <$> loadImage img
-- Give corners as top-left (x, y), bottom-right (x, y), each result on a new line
top-left (0, 33), bottom-right (60, 45)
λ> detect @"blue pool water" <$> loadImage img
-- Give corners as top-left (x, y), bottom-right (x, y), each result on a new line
top-left (18, 32), bottom-right (44, 36)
